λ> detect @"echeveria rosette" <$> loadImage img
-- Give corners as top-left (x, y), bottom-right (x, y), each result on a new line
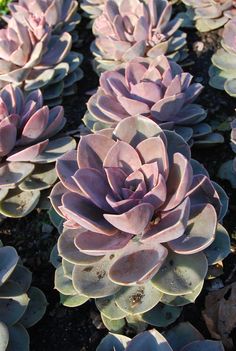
top-left (182, 0), bottom-right (236, 32)
top-left (218, 118), bottom-right (236, 188)
top-left (209, 18), bottom-right (236, 98)
top-left (84, 55), bottom-right (223, 147)
top-left (0, 242), bottom-right (47, 351)
top-left (3, 0), bottom-right (81, 41)
top-left (91, 0), bottom-right (188, 74)
top-left (0, 16), bottom-right (83, 106)
top-left (97, 322), bottom-right (225, 351)
top-left (50, 116), bottom-right (230, 331)
top-left (0, 84), bottom-right (76, 218)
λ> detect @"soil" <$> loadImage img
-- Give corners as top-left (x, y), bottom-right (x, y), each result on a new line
top-left (0, 9), bottom-right (236, 351)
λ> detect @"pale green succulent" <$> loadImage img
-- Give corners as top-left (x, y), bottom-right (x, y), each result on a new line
top-left (0, 242), bottom-right (47, 351)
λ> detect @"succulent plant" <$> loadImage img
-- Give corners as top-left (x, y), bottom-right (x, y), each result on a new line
top-left (80, 0), bottom-right (121, 20)
top-left (182, 0), bottom-right (236, 32)
top-left (0, 242), bottom-right (47, 351)
top-left (50, 116), bottom-right (230, 332)
top-left (91, 0), bottom-right (188, 73)
top-left (218, 118), bottom-right (236, 188)
top-left (3, 0), bottom-right (81, 41)
top-left (0, 84), bottom-right (76, 218)
top-left (209, 18), bottom-right (236, 98)
top-left (84, 55), bottom-right (223, 146)
top-left (97, 322), bottom-right (225, 351)
top-left (0, 15), bottom-right (83, 106)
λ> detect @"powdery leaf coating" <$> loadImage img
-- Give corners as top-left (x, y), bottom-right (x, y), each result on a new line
top-left (0, 12), bottom-right (83, 104)
top-left (0, 245), bottom-right (47, 351)
top-left (85, 55), bottom-right (210, 145)
top-left (209, 18), bottom-right (236, 98)
top-left (91, 0), bottom-right (187, 72)
top-left (96, 322), bottom-right (225, 351)
top-left (51, 116), bottom-right (224, 289)
top-left (0, 84), bottom-right (75, 218)
top-left (182, 0), bottom-right (236, 32)
top-left (3, 0), bottom-right (81, 42)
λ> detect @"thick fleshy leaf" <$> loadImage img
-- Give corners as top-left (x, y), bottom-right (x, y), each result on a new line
top-left (0, 246), bottom-right (19, 286)
top-left (55, 265), bottom-right (77, 296)
top-left (20, 287), bottom-right (47, 328)
top-left (0, 281), bottom-right (29, 326)
top-left (0, 162), bottom-right (34, 188)
top-left (19, 164), bottom-right (57, 191)
top-left (56, 150), bottom-right (80, 192)
top-left (101, 314), bottom-right (126, 333)
top-left (58, 228), bottom-right (103, 265)
top-left (204, 223), bottom-right (231, 265)
top-left (0, 188), bottom-right (40, 218)
top-left (5, 324), bottom-right (29, 351)
top-left (96, 333), bottom-right (130, 351)
top-left (165, 322), bottom-right (204, 351)
top-left (168, 203), bottom-right (217, 254)
top-left (109, 240), bottom-right (168, 285)
top-left (60, 293), bottom-right (89, 307)
top-left (141, 303), bottom-right (182, 328)
top-left (126, 329), bottom-right (173, 351)
top-left (0, 322), bottom-right (9, 351)
top-left (115, 281), bottom-right (163, 315)
top-left (96, 296), bottom-right (127, 320)
top-left (72, 255), bottom-right (121, 298)
top-left (152, 251), bottom-right (208, 295)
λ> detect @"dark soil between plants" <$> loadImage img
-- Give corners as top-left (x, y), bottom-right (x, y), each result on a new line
top-left (0, 12), bottom-right (236, 351)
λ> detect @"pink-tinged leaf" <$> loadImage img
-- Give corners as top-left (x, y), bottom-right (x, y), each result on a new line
top-left (151, 93), bottom-right (185, 121)
top-left (0, 122), bottom-right (17, 157)
top-left (106, 195), bottom-right (140, 213)
top-left (164, 75), bottom-right (182, 97)
top-left (142, 197), bottom-right (190, 242)
top-left (61, 192), bottom-right (117, 235)
top-left (105, 0), bottom-right (119, 22)
top-left (113, 115), bottom-right (165, 148)
top-left (50, 181), bottom-right (68, 216)
top-left (7, 140), bottom-right (49, 162)
top-left (20, 106), bottom-right (49, 143)
top-left (104, 203), bottom-right (154, 235)
top-left (105, 167), bottom-right (126, 196)
top-left (75, 230), bottom-right (132, 255)
top-left (122, 40), bottom-right (146, 61)
top-left (104, 141), bottom-right (142, 175)
top-left (100, 71), bottom-right (127, 95)
top-left (56, 150), bottom-right (80, 193)
top-left (109, 239), bottom-right (168, 285)
top-left (142, 173), bottom-right (167, 208)
top-left (125, 61), bottom-right (147, 86)
top-left (73, 168), bottom-right (112, 211)
top-left (168, 203), bottom-right (217, 254)
top-left (130, 81), bottom-right (162, 105)
top-left (163, 153), bottom-right (193, 211)
top-left (133, 16), bottom-right (149, 42)
top-left (42, 106), bottom-right (65, 138)
top-left (117, 94), bottom-right (150, 115)
top-left (0, 161), bottom-right (34, 187)
top-left (77, 134), bottom-right (115, 170)
top-left (187, 175), bottom-right (222, 218)
top-left (136, 137), bottom-right (169, 180)
top-left (97, 95), bottom-right (128, 121)
top-left (41, 32), bottom-right (72, 66)
top-left (139, 162), bottom-right (159, 189)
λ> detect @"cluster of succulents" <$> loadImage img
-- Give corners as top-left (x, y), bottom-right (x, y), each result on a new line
top-left (0, 242), bottom-right (47, 350)
top-left (182, 0), bottom-right (236, 32)
top-left (218, 119), bottom-right (236, 188)
top-left (97, 322), bottom-right (225, 351)
top-left (0, 1), bottom-right (83, 106)
top-left (0, 84), bottom-right (76, 218)
top-left (209, 18), bottom-right (236, 97)
top-left (3, 0), bottom-right (81, 40)
top-left (50, 116), bottom-right (230, 331)
top-left (91, 0), bottom-right (188, 73)
top-left (84, 55), bottom-right (223, 146)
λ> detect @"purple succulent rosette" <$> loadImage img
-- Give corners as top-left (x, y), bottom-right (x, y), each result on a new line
top-left (209, 18), bottom-right (236, 98)
top-left (50, 116), bottom-right (230, 331)
top-left (91, 0), bottom-right (188, 73)
top-left (0, 84), bottom-right (76, 218)
top-left (97, 322), bottom-right (225, 351)
top-left (0, 15), bottom-right (83, 106)
top-left (84, 55), bottom-right (223, 146)
top-left (182, 0), bottom-right (236, 32)
top-left (218, 118), bottom-right (236, 188)
top-left (0, 242), bottom-right (47, 350)
top-left (3, 0), bottom-right (81, 41)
